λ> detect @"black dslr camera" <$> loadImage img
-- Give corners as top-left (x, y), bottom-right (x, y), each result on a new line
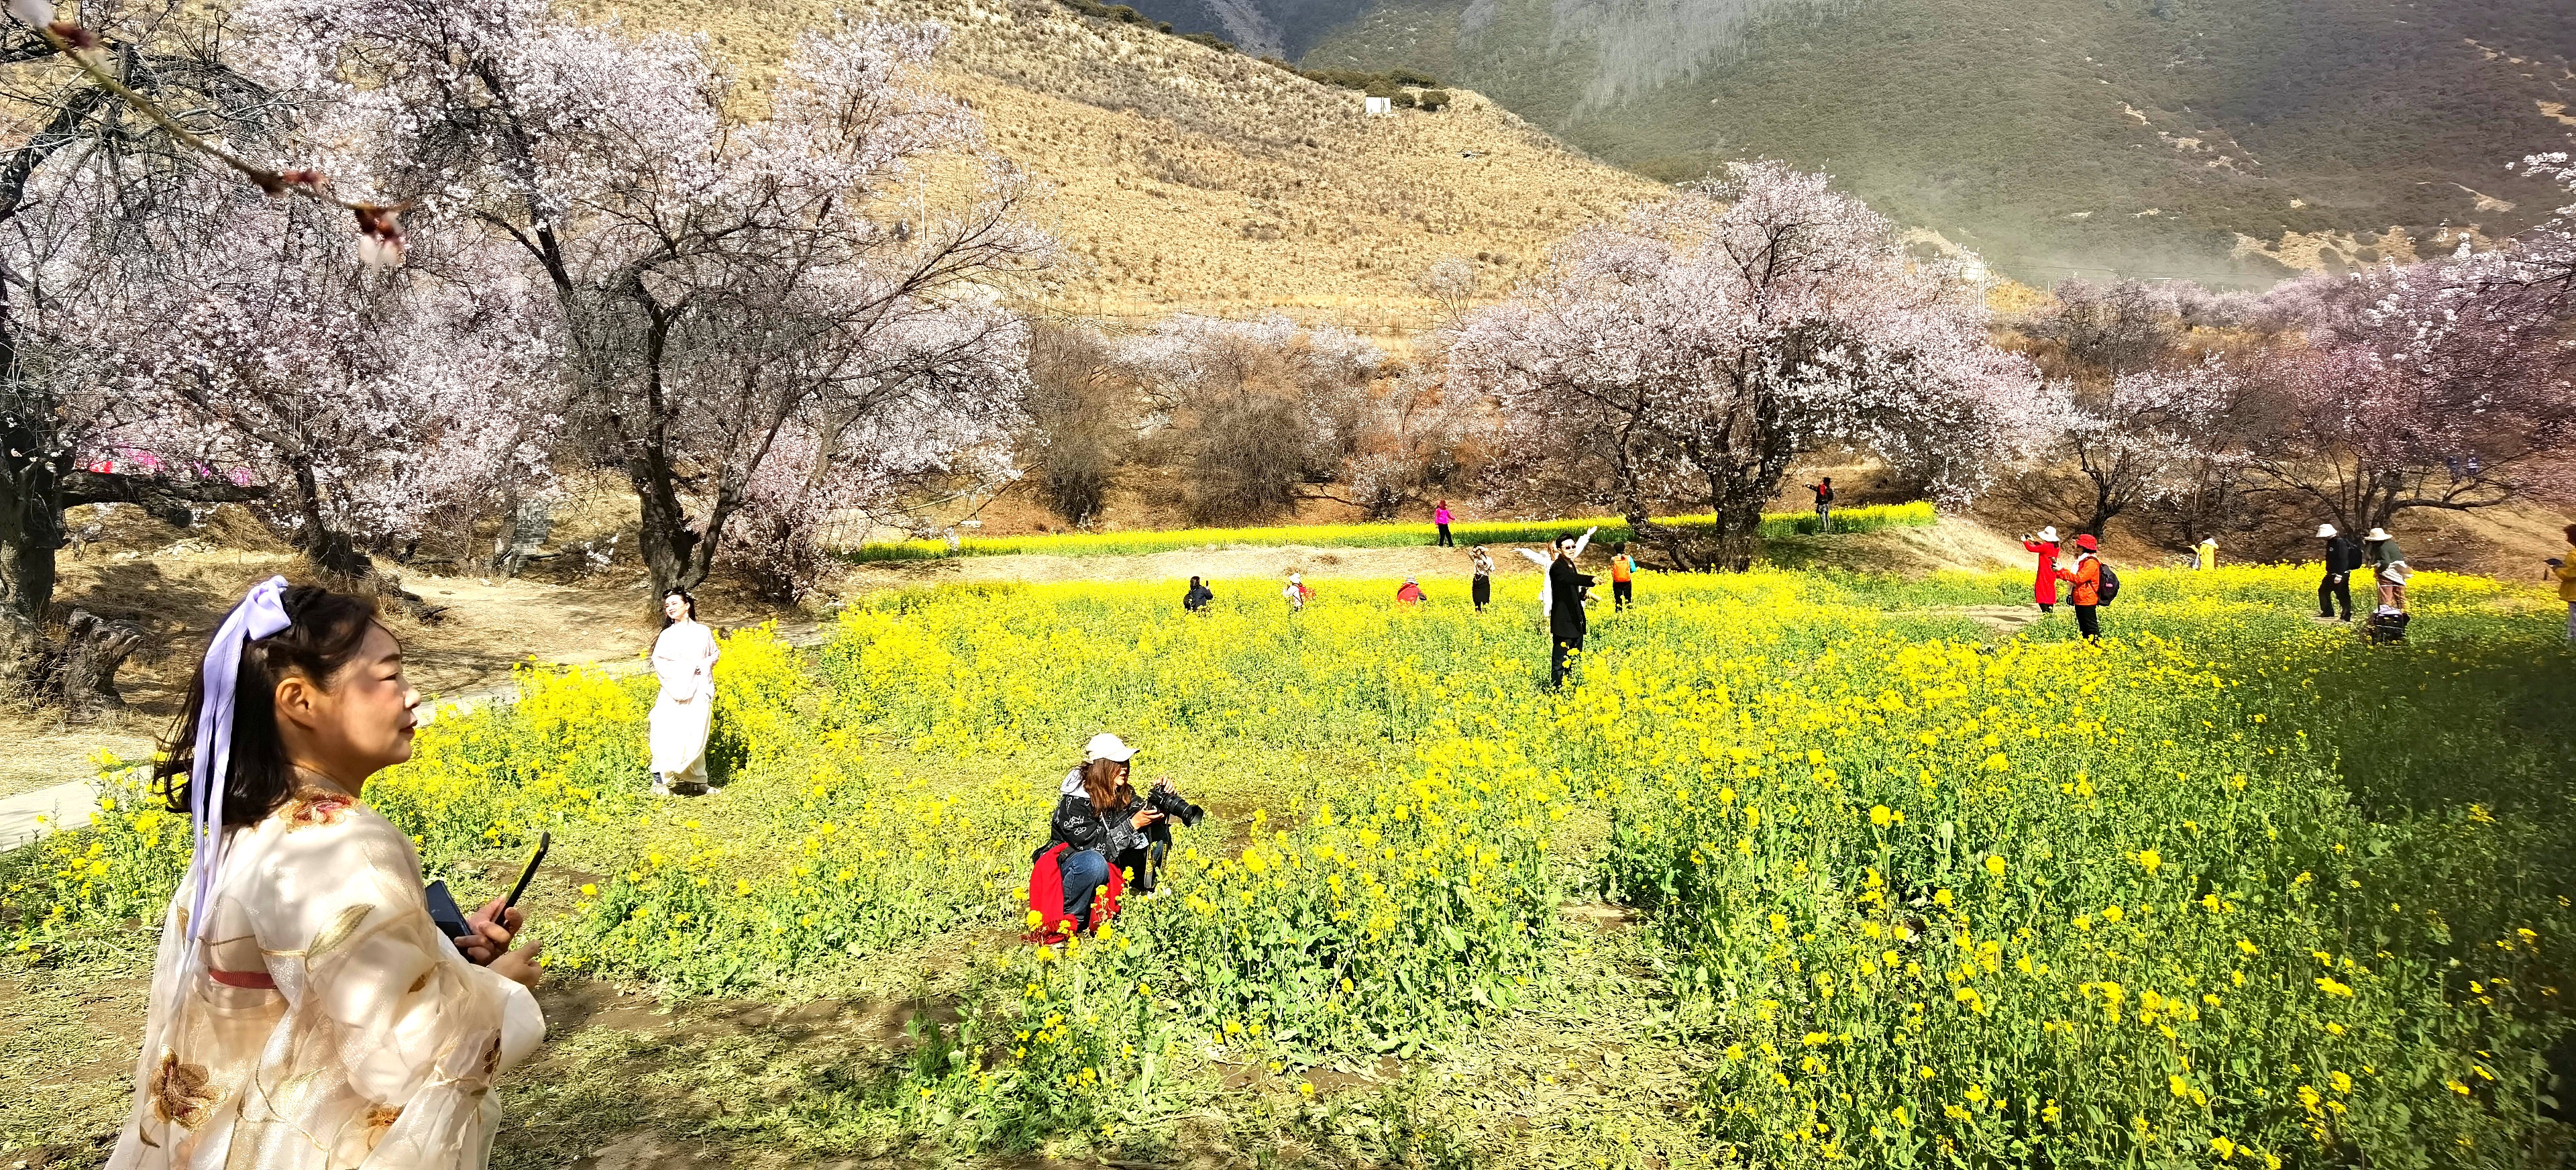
top-left (1144, 782), bottom-right (1203, 829)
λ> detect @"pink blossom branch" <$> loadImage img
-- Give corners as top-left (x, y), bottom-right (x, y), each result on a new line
top-left (17, 8), bottom-right (411, 265)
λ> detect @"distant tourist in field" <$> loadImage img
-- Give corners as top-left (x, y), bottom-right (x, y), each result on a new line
top-left (1608, 543), bottom-right (1638, 611)
top-left (2366, 527), bottom-right (2410, 611)
top-left (1434, 500), bottom-right (1455, 547)
top-left (1397, 576), bottom-right (1425, 606)
top-left (113, 579), bottom-right (545, 1166)
top-left (1519, 527), bottom-right (1598, 686)
top-left (2551, 523), bottom-right (2576, 643)
top-left (1283, 572), bottom-right (1313, 613)
top-left (2317, 524), bottom-right (2359, 622)
top-left (1470, 546), bottom-right (1495, 612)
top-left (2194, 537), bottom-right (2218, 570)
top-left (1807, 477), bottom-right (1835, 532)
top-left (2022, 527), bottom-right (2061, 614)
top-left (1183, 576), bottom-right (1214, 613)
top-left (650, 590), bottom-right (720, 797)
top-left (2055, 534), bottom-right (2105, 642)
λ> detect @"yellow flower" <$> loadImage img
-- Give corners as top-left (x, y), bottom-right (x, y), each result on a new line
top-left (1984, 855), bottom-right (2007, 877)
top-left (2136, 849), bottom-right (2160, 875)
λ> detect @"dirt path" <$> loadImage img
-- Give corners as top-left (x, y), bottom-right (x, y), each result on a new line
top-left (835, 517), bottom-right (2026, 592)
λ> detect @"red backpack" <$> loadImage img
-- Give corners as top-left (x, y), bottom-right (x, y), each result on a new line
top-left (1024, 843), bottom-right (1122, 945)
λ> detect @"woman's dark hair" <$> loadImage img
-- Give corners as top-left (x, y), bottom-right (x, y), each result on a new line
top-left (156, 585), bottom-right (385, 827)
top-left (663, 590), bottom-right (697, 627)
top-left (2563, 523), bottom-right (2575, 545)
top-left (1079, 757), bottom-right (1127, 812)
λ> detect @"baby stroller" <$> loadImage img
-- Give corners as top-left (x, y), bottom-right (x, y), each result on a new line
top-left (2365, 608), bottom-right (2410, 645)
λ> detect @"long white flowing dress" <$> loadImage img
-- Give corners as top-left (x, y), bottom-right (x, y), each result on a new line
top-left (108, 789), bottom-right (544, 1170)
top-left (649, 619), bottom-right (720, 785)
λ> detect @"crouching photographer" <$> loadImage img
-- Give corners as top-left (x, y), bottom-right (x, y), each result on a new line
top-left (1037, 734), bottom-right (1205, 939)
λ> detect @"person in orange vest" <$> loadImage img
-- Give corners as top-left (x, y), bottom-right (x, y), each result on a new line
top-left (2053, 533), bottom-right (2104, 641)
top-left (1607, 543), bottom-right (1638, 611)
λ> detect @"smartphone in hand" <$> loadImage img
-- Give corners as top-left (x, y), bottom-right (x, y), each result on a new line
top-left (505, 832), bottom-right (551, 910)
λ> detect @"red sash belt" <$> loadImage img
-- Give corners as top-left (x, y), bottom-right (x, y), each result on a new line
top-left (209, 967), bottom-right (277, 989)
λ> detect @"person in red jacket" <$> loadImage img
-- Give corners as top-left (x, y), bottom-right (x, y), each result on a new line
top-left (2022, 526), bottom-right (2061, 614)
top-left (2054, 533), bottom-right (2103, 641)
top-left (1396, 577), bottom-right (1424, 606)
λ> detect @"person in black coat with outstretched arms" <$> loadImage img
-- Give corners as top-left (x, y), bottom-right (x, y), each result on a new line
top-left (1517, 527), bottom-right (1597, 688)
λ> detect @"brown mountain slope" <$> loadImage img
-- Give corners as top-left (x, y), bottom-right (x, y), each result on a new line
top-left (589, 0), bottom-right (1671, 327)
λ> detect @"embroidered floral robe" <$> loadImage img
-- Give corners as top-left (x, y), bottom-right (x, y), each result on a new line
top-left (108, 791), bottom-right (545, 1169)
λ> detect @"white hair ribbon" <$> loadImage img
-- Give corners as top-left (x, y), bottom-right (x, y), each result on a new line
top-left (182, 575), bottom-right (292, 945)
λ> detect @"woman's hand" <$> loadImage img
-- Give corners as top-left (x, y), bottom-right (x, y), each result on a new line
top-left (453, 896), bottom-right (523, 965)
top-left (488, 939), bottom-right (544, 990)
top-left (1131, 808), bottom-right (1165, 830)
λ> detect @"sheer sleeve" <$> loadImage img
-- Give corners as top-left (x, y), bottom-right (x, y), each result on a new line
top-left (1513, 547), bottom-right (1550, 568)
top-left (254, 805), bottom-right (542, 1162)
top-left (1570, 531), bottom-right (1593, 559)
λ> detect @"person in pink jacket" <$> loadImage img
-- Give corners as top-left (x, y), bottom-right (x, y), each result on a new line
top-left (2022, 526), bottom-right (2061, 613)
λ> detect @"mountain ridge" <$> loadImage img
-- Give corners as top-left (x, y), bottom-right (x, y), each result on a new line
top-left (1146, 0), bottom-right (2576, 285)
top-left (590, 0), bottom-right (1672, 327)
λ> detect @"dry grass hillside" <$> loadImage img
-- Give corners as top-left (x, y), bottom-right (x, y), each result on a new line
top-left (580, 0), bottom-right (1672, 329)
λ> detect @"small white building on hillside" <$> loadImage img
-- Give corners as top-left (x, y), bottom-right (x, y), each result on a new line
top-left (1364, 95), bottom-right (1392, 115)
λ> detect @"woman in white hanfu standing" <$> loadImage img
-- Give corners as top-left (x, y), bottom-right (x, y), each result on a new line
top-left (648, 590), bottom-right (720, 796)
top-left (110, 579), bottom-right (544, 1170)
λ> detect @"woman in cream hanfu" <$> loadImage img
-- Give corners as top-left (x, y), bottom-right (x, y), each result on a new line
top-left (111, 579), bottom-right (545, 1170)
top-left (648, 590), bottom-right (720, 796)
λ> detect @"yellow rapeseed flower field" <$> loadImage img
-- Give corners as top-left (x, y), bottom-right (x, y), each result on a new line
top-left (7, 562), bottom-right (2569, 1165)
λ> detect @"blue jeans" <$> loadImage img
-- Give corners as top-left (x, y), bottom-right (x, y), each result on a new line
top-left (1059, 848), bottom-right (1110, 926)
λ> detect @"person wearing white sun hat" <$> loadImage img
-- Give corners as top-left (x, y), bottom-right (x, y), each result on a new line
top-left (2316, 523), bottom-right (2361, 621)
top-left (1047, 733), bottom-right (1201, 895)
top-left (2021, 526), bottom-right (2062, 614)
top-left (2365, 527), bottom-right (2410, 612)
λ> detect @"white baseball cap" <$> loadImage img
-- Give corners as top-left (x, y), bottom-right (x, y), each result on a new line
top-left (1085, 732), bottom-right (1136, 763)
top-left (2316, 524), bottom-right (2337, 538)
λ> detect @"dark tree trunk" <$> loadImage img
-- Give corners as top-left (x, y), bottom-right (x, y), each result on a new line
top-left (284, 456), bottom-right (372, 580)
top-left (0, 445), bottom-right (64, 636)
top-left (55, 608), bottom-right (143, 719)
top-left (629, 453), bottom-right (702, 602)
